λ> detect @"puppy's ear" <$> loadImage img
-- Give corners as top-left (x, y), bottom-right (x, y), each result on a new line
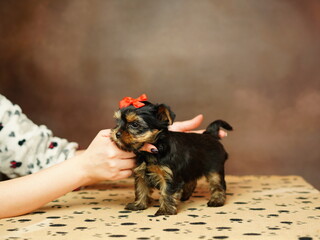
top-left (156, 104), bottom-right (176, 125)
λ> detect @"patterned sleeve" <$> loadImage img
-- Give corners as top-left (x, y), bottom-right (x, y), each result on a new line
top-left (0, 94), bottom-right (79, 178)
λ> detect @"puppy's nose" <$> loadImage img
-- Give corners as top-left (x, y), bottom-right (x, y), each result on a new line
top-left (116, 132), bottom-right (121, 139)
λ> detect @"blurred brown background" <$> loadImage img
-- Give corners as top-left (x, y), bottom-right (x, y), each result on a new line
top-left (0, 1), bottom-right (319, 189)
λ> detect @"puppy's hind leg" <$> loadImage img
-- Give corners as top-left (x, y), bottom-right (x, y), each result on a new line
top-left (180, 180), bottom-right (197, 201)
top-left (205, 172), bottom-right (226, 207)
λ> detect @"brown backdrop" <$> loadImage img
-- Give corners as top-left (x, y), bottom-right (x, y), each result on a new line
top-left (1, 0), bottom-right (319, 189)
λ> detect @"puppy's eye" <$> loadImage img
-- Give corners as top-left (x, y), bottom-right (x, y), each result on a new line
top-left (129, 122), bottom-right (140, 129)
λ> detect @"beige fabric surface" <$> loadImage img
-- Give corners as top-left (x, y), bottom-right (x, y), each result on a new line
top-left (0, 175), bottom-right (319, 240)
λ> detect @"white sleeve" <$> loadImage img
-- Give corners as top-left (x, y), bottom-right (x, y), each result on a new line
top-left (0, 94), bottom-right (78, 178)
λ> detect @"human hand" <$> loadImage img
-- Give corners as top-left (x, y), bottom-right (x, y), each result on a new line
top-left (169, 114), bottom-right (204, 132)
top-left (77, 129), bottom-right (136, 185)
top-left (170, 114), bottom-right (227, 137)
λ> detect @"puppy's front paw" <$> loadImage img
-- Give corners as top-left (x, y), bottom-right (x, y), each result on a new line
top-left (207, 200), bottom-right (225, 207)
top-left (207, 194), bottom-right (226, 207)
top-left (154, 208), bottom-right (177, 216)
top-left (125, 202), bottom-right (147, 211)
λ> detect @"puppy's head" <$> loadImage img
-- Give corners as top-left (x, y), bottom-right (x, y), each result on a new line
top-left (110, 99), bottom-right (175, 152)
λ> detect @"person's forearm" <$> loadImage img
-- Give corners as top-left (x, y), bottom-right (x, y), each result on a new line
top-left (0, 156), bottom-right (87, 219)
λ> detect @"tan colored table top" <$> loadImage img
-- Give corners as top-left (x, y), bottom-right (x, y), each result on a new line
top-left (0, 175), bottom-right (319, 240)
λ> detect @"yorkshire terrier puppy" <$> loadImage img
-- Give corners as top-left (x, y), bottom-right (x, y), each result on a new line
top-left (110, 94), bottom-right (233, 216)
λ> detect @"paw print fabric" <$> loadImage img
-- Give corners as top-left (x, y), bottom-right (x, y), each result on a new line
top-left (0, 94), bottom-right (78, 178)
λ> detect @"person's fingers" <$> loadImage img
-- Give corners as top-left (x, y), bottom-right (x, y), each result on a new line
top-left (107, 141), bottom-right (136, 159)
top-left (97, 129), bottom-right (136, 158)
top-left (140, 143), bottom-right (158, 154)
top-left (114, 169), bottom-right (133, 180)
top-left (184, 129), bottom-right (228, 137)
top-left (169, 114), bottom-right (203, 132)
top-left (98, 129), bottom-right (111, 137)
top-left (190, 129), bottom-right (204, 133)
top-left (219, 129), bottom-right (227, 138)
top-left (110, 158), bottom-right (136, 170)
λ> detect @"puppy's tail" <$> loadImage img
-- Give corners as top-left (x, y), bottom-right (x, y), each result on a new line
top-left (203, 120), bottom-right (233, 139)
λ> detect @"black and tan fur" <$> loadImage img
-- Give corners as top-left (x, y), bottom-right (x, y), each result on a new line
top-left (110, 101), bottom-right (232, 215)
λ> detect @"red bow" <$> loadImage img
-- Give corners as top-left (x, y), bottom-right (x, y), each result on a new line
top-left (119, 94), bottom-right (148, 108)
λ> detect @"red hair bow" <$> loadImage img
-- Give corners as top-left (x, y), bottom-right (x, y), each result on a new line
top-left (119, 94), bottom-right (148, 108)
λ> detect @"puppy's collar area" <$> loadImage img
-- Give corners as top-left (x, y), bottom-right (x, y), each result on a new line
top-left (119, 94), bottom-right (148, 108)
